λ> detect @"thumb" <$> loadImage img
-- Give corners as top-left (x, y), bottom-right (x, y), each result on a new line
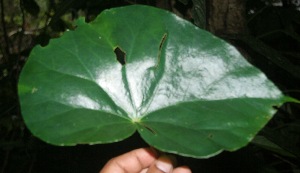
top-left (147, 155), bottom-right (176, 173)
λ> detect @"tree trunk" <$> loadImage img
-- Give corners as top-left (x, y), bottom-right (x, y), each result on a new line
top-left (206, 0), bottom-right (248, 37)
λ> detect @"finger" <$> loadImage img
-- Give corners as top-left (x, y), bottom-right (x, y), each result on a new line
top-left (173, 166), bottom-right (192, 173)
top-left (140, 168), bottom-right (149, 173)
top-left (100, 148), bottom-right (157, 173)
top-left (147, 155), bottom-right (174, 173)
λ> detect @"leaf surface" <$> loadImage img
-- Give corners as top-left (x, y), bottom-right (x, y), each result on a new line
top-left (19, 5), bottom-right (286, 158)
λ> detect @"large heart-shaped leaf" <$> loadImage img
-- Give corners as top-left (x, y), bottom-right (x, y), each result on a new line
top-left (19, 5), bottom-right (289, 158)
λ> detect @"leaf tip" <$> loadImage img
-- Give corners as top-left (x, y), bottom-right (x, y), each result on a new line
top-left (282, 96), bottom-right (300, 104)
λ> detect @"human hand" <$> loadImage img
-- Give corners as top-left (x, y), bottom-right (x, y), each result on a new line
top-left (100, 148), bottom-right (192, 173)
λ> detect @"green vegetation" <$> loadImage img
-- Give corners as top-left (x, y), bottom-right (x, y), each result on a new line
top-left (1, 0), bottom-right (300, 172)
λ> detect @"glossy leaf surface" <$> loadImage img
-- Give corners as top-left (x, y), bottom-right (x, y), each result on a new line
top-left (19, 5), bottom-right (287, 158)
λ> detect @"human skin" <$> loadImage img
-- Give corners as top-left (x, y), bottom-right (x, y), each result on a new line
top-left (100, 148), bottom-right (192, 173)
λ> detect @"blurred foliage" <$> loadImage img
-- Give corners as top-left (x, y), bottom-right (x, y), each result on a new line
top-left (0, 0), bottom-right (300, 172)
top-left (244, 1), bottom-right (300, 172)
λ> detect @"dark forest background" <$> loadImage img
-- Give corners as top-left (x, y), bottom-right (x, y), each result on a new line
top-left (1, 0), bottom-right (300, 172)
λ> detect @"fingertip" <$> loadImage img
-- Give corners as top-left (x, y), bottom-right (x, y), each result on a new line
top-left (173, 166), bottom-right (192, 173)
top-left (100, 148), bottom-right (157, 173)
top-left (155, 156), bottom-right (174, 173)
top-left (131, 148), bottom-right (158, 167)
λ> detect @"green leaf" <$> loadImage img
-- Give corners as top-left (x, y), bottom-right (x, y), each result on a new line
top-left (191, 0), bottom-right (206, 28)
top-left (251, 135), bottom-right (297, 158)
top-left (19, 5), bottom-right (288, 158)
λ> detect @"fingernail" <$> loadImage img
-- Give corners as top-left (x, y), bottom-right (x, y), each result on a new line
top-left (155, 157), bottom-right (173, 173)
